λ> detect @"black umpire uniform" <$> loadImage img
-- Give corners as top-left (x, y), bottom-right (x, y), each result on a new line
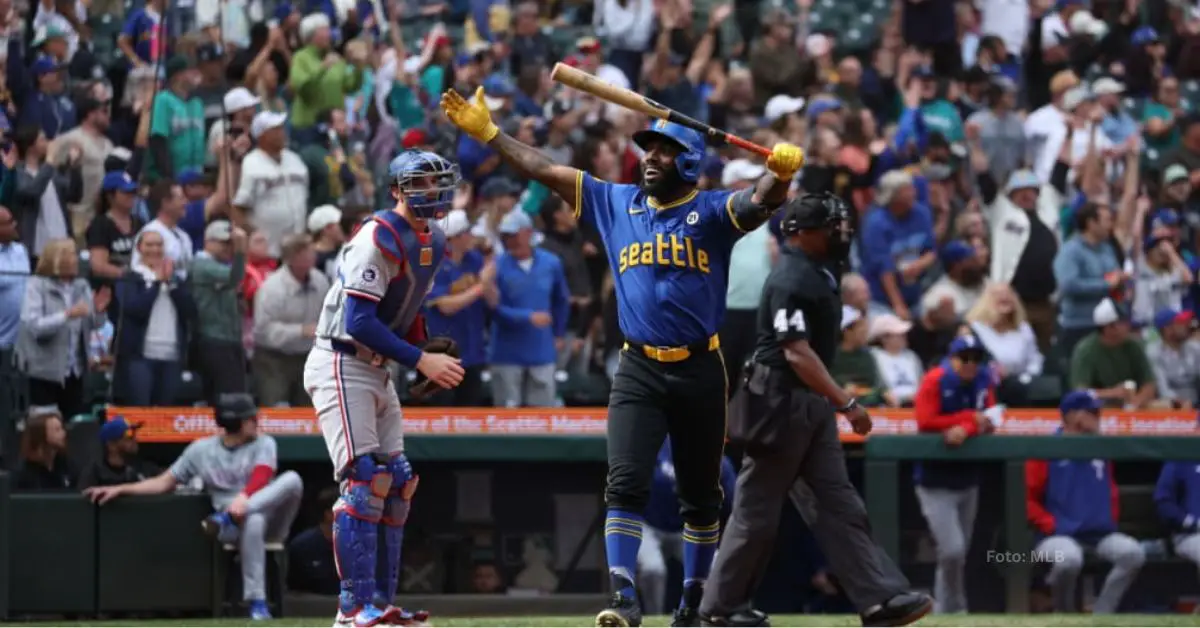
top-left (700, 193), bottom-right (932, 628)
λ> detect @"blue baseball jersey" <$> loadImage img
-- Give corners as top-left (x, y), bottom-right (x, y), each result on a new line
top-left (574, 172), bottom-right (743, 346)
top-left (425, 249), bottom-right (488, 367)
top-left (316, 211), bottom-right (447, 341)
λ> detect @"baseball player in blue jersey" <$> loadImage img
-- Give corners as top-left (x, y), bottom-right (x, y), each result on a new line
top-left (302, 150), bottom-right (466, 627)
top-left (442, 87), bottom-right (804, 627)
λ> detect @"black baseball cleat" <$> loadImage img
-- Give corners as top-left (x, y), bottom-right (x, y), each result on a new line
top-left (700, 609), bottom-right (770, 627)
top-left (595, 592), bottom-right (642, 627)
top-left (671, 582), bottom-right (703, 627)
top-left (861, 592), bottom-right (934, 627)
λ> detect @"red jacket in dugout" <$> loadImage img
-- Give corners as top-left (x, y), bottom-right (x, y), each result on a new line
top-left (1025, 390), bottom-right (1120, 543)
top-left (912, 335), bottom-right (997, 489)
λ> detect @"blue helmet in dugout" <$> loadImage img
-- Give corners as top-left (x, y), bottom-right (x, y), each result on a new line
top-left (632, 119), bottom-right (706, 184)
top-left (780, 192), bottom-right (855, 261)
top-left (388, 150), bottom-right (462, 220)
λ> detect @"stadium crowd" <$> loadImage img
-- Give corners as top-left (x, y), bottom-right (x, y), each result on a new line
top-left (1, 0), bottom-right (1200, 618)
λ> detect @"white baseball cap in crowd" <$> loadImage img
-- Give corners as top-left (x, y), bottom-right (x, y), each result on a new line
top-left (440, 209), bottom-right (472, 237)
top-left (224, 87), bottom-right (261, 113)
top-left (868, 313), bottom-right (913, 342)
top-left (205, 220), bottom-right (233, 242)
top-left (841, 305), bottom-right (864, 331)
top-left (308, 205), bottom-right (343, 233)
top-left (251, 110), bottom-right (288, 139)
top-left (498, 210), bottom-right (533, 235)
top-left (764, 95), bottom-right (806, 124)
top-left (1061, 86), bottom-right (1092, 112)
top-left (1091, 77), bottom-right (1125, 96)
top-left (721, 159), bottom-right (766, 188)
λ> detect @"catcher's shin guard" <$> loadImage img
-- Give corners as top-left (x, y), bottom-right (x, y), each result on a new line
top-left (374, 454), bottom-right (418, 609)
top-left (334, 455), bottom-right (393, 615)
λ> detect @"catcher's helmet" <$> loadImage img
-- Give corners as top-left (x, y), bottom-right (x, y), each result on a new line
top-left (632, 120), bottom-right (706, 183)
top-left (388, 150), bottom-right (461, 220)
top-left (214, 393), bottom-right (258, 432)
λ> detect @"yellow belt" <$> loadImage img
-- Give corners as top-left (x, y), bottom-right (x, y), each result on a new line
top-left (624, 334), bottom-right (720, 364)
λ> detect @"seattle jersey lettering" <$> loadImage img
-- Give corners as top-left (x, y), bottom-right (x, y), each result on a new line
top-left (617, 233), bottom-right (710, 275)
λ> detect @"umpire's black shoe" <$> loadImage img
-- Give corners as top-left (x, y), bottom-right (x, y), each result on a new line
top-left (860, 592), bottom-right (934, 627)
top-left (671, 582), bottom-right (703, 627)
top-left (595, 593), bottom-right (642, 627)
top-left (699, 609), bottom-right (770, 627)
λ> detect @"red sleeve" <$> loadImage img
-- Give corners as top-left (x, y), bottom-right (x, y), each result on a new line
top-left (913, 368), bottom-right (980, 434)
top-left (1025, 460), bottom-right (1056, 535)
top-left (404, 312), bottom-right (427, 345)
top-left (243, 465), bottom-right (275, 496)
top-left (1109, 462), bottom-right (1120, 522)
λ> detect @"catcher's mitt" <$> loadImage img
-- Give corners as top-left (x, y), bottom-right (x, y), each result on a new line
top-left (408, 336), bottom-right (460, 400)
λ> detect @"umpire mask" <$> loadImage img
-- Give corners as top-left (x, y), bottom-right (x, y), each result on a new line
top-left (782, 192), bottom-right (855, 262)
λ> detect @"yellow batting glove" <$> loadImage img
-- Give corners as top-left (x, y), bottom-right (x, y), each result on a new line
top-left (765, 142), bottom-right (805, 181)
top-left (439, 87), bottom-right (500, 143)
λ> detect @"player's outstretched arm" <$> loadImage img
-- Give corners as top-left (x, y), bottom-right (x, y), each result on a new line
top-left (441, 88), bottom-right (581, 209)
top-left (727, 143), bottom-right (805, 233)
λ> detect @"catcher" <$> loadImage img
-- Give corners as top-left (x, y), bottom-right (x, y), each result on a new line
top-left (303, 149), bottom-right (465, 627)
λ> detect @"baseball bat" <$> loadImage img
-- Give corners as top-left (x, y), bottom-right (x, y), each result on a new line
top-left (550, 63), bottom-right (772, 158)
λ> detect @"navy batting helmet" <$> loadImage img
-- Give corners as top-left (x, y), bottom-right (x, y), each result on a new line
top-left (214, 393), bottom-right (258, 432)
top-left (388, 150), bottom-right (462, 220)
top-left (633, 120), bottom-right (705, 183)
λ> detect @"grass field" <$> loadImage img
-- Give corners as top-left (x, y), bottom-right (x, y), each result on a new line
top-left (19, 615), bottom-right (1200, 627)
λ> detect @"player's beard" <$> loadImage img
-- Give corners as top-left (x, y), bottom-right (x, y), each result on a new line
top-left (640, 165), bottom-right (685, 199)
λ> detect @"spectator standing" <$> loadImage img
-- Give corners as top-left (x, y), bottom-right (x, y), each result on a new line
top-left (1026, 390), bottom-right (1145, 614)
top-left (207, 87), bottom-right (261, 168)
top-left (252, 234), bottom-right (327, 407)
top-left (1146, 308), bottom-right (1200, 409)
top-left (113, 230), bottom-right (196, 406)
top-left (307, 205), bottom-right (344, 280)
top-left (298, 109), bottom-right (356, 209)
top-left (868, 314), bottom-right (923, 407)
top-left (288, 13), bottom-right (366, 143)
top-left (1070, 299), bottom-right (1156, 409)
top-left (117, 0), bottom-right (167, 69)
top-left (427, 210), bottom-right (490, 406)
top-left (966, 283), bottom-right (1044, 403)
top-left (861, 170), bottom-right (937, 320)
top-left (1132, 234), bottom-right (1192, 326)
top-left (592, 0), bottom-right (655, 85)
top-left (15, 407), bottom-right (74, 490)
top-left (965, 76), bottom-right (1024, 186)
top-left (148, 56), bottom-right (206, 181)
top-left (985, 169), bottom-right (1059, 351)
top-left (132, 180), bottom-right (194, 272)
top-left (233, 111), bottom-right (309, 257)
top-left (77, 416), bottom-right (160, 488)
top-left (912, 335), bottom-right (996, 614)
top-left (1154, 461), bottom-right (1200, 573)
top-left (719, 159), bottom-right (774, 386)
top-left (85, 172), bottom-right (143, 285)
top-left (52, 96), bottom-right (113, 238)
top-left (15, 238), bottom-right (109, 417)
top-left (920, 240), bottom-right (988, 320)
top-left (1095, 78), bottom-right (1138, 147)
top-left (178, 169), bottom-right (211, 252)
top-left (192, 221), bottom-right (249, 401)
top-left (831, 306), bottom-right (888, 407)
top-left (13, 124), bottom-right (80, 258)
top-left (1053, 202), bottom-right (1122, 356)
top-left (19, 57), bottom-right (74, 140)
top-left (538, 196), bottom-right (598, 375)
top-left (0, 206), bottom-right (28, 359)
top-left (486, 210), bottom-right (569, 408)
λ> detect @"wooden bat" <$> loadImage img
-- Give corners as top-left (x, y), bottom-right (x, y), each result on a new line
top-left (551, 63), bottom-right (771, 158)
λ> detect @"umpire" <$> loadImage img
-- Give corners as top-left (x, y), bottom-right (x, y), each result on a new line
top-left (700, 193), bottom-right (933, 628)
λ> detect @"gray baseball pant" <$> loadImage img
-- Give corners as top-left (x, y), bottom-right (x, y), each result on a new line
top-left (1035, 533), bottom-right (1144, 613)
top-left (237, 470), bottom-right (305, 601)
top-left (914, 485), bottom-right (979, 613)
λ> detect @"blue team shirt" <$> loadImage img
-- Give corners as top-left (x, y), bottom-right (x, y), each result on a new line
top-left (575, 172), bottom-right (742, 346)
top-left (426, 249), bottom-right (488, 367)
top-left (121, 8), bottom-right (167, 66)
top-left (180, 199), bottom-right (206, 253)
top-left (859, 203), bottom-right (936, 308)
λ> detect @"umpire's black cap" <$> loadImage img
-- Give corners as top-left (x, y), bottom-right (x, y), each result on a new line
top-left (779, 192), bottom-right (850, 235)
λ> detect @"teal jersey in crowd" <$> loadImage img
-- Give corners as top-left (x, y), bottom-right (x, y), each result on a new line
top-left (150, 90), bottom-right (206, 179)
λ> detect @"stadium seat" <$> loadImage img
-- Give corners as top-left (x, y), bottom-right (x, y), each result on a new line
top-left (214, 541), bottom-right (287, 618)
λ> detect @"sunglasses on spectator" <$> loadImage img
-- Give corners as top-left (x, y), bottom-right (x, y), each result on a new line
top-left (955, 351), bottom-right (987, 364)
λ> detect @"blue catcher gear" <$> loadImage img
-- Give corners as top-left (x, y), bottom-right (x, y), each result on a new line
top-left (334, 455), bottom-right (393, 619)
top-left (374, 454), bottom-right (418, 612)
top-left (388, 150), bottom-right (461, 220)
top-left (632, 120), bottom-right (705, 183)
